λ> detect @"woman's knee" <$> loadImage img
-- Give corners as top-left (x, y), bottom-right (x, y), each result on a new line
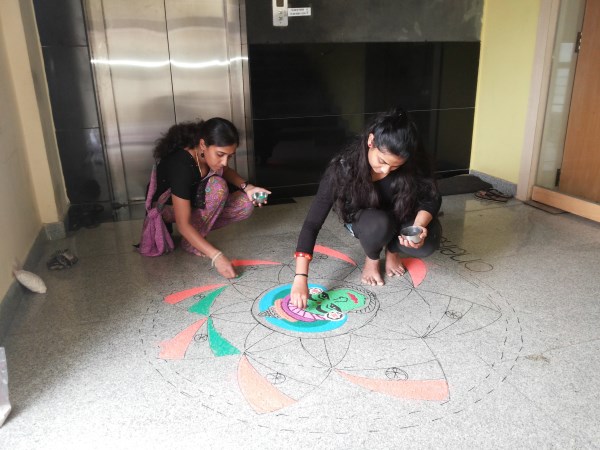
top-left (353, 209), bottom-right (395, 238)
top-left (200, 176), bottom-right (229, 211)
top-left (353, 209), bottom-right (396, 258)
top-left (236, 192), bottom-right (254, 220)
top-left (207, 176), bottom-right (229, 197)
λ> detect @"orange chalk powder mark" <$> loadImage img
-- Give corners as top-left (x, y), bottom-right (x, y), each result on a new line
top-left (238, 355), bottom-right (297, 413)
top-left (158, 318), bottom-right (207, 360)
top-left (274, 299), bottom-right (297, 322)
top-left (336, 370), bottom-right (449, 401)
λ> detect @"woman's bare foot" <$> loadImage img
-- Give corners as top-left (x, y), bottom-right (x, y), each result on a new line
top-left (385, 249), bottom-right (406, 277)
top-left (361, 257), bottom-right (384, 286)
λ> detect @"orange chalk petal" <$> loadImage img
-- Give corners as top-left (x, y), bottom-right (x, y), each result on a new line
top-left (238, 355), bottom-right (297, 413)
top-left (164, 284), bottom-right (226, 305)
top-left (401, 257), bottom-right (427, 287)
top-left (314, 244), bottom-right (357, 266)
top-left (336, 370), bottom-right (448, 401)
top-left (274, 299), bottom-right (297, 322)
top-left (158, 318), bottom-right (207, 360)
top-left (231, 259), bottom-right (282, 267)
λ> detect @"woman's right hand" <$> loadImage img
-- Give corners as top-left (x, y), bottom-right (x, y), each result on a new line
top-left (213, 253), bottom-right (237, 279)
top-left (290, 277), bottom-right (309, 309)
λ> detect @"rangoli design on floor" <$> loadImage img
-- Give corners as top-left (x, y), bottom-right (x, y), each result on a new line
top-left (141, 241), bottom-right (523, 431)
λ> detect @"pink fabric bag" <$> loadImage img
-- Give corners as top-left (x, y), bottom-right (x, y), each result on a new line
top-left (138, 165), bottom-right (174, 257)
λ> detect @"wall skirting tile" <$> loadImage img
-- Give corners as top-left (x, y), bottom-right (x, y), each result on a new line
top-left (0, 229), bottom-right (47, 344)
top-left (43, 220), bottom-right (66, 240)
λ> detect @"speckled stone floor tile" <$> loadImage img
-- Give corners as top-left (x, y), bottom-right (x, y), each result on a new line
top-left (1, 194), bottom-right (599, 449)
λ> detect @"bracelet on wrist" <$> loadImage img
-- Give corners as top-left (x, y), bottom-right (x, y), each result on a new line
top-left (294, 251), bottom-right (312, 261)
top-left (295, 273), bottom-right (308, 277)
top-left (240, 181), bottom-right (249, 191)
top-left (211, 251), bottom-right (223, 267)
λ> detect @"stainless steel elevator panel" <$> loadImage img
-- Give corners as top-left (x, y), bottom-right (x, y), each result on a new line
top-left (101, 0), bottom-right (176, 202)
top-left (166, 0), bottom-right (231, 121)
top-left (85, 0), bottom-right (246, 211)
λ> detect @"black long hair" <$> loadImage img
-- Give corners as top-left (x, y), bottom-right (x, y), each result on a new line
top-left (153, 118), bottom-right (239, 159)
top-left (329, 107), bottom-right (437, 223)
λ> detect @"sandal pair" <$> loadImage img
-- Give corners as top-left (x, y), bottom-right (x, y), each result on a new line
top-left (46, 249), bottom-right (78, 270)
top-left (474, 188), bottom-right (512, 202)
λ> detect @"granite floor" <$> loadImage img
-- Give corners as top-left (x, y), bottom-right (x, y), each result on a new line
top-left (1, 193), bottom-right (599, 449)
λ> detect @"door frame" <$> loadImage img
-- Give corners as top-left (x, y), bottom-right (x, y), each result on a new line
top-left (518, 0), bottom-right (600, 222)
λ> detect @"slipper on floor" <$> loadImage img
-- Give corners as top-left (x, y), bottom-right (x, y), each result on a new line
top-left (474, 190), bottom-right (509, 202)
top-left (46, 249), bottom-right (79, 270)
top-left (47, 257), bottom-right (67, 270)
top-left (486, 188), bottom-right (513, 199)
top-left (57, 249), bottom-right (78, 266)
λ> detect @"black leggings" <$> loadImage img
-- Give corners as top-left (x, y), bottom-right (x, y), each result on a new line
top-left (351, 209), bottom-right (442, 260)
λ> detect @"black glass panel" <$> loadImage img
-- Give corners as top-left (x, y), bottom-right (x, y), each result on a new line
top-left (42, 46), bottom-right (99, 130)
top-left (33, 0), bottom-right (87, 46)
top-left (248, 42), bottom-right (479, 196)
top-left (246, 0), bottom-right (482, 44)
top-left (55, 128), bottom-right (110, 204)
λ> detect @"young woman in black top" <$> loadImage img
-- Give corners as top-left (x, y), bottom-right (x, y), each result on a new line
top-left (152, 118), bottom-right (270, 279)
top-left (291, 108), bottom-right (442, 308)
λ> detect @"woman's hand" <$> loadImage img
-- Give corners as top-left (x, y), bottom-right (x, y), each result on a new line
top-left (398, 225), bottom-right (427, 249)
top-left (244, 184), bottom-right (272, 207)
top-left (212, 253), bottom-right (237, 279)
top-left (290, 276), bottom-right (309, 309)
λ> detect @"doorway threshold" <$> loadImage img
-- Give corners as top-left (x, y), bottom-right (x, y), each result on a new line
top-left (531, 186), bottom-right (600, 222)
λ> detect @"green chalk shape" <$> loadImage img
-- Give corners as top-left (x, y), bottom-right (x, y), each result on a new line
top-left (207, 318), bottom-right (240, 356)
top-left (188, 286), bottom-right (227, 316)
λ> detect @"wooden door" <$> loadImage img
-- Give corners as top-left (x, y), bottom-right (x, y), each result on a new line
top-left (559, 0), bottom-right (600, 202)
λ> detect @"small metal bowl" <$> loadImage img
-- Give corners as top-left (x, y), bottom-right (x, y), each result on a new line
top-left (252, 191), bottom-right (268, 204)
top-left (400, 226), bottom-right (423, 243)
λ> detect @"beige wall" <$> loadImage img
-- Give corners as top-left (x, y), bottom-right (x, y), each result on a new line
top-left (471, 0), bottom-right (542, 184)
top-left (0, 0), bottom-right (67, 302)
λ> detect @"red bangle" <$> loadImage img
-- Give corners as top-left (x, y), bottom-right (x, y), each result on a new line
top-left (294, 251), bottom-right (312, 261)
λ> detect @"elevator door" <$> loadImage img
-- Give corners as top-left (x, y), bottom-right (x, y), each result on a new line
top-left (84, 0), bottom-right (246, 216)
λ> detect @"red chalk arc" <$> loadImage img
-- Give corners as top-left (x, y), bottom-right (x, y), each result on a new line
top-left (164, 284), bottom-right (226, 305)
top-left (314, 244), bottom-right (357, 266)
top-left (401, 257), bottom-right (427, 287)
top-left (231, 259), bottom-right (282, 267)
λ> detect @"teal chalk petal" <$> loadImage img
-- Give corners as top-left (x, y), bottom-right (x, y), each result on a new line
top-left (207, 318), bottom-right (240, 356)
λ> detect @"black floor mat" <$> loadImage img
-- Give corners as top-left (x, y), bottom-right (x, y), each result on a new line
top-left (438, 175), bottom-right (492, 196)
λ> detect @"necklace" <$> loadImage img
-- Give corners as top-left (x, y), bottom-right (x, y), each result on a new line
top-left (193, 149), bottom-right (204, 178)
